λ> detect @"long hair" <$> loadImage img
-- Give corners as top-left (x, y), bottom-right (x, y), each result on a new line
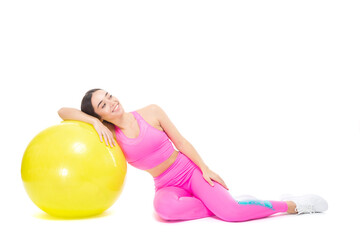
top-left (80, 88), bottom-right (112, 126)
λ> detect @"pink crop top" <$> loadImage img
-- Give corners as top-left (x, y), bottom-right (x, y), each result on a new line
top-left (114, 111), bottom-right (175, 170)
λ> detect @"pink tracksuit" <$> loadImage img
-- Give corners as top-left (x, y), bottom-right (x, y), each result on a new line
top-left (115, 111), bottom-right (288, 222)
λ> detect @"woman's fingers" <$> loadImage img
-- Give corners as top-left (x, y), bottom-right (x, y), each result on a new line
top-left (106, 130), bottom-right (115, 147)
top-left (203, 175), bottom-right (214, 187)
top-left (217, 176), bottom-right (228, 190)
top-left (108, 131), bottom-right (116, 147)
top-left (213, 176), bottom-right (229, 190)
top-left (98, 130), bottom-right (115, 147)
top-left (98, 131), bottom-right (111, 147)
top-left (221, 180), bottom-right (229, 190)
top-left (93, 122), bottom-right (114, 147)
top-left (103, 132), bottom-right (109, 146)
top-left (202, 168), bottom-right (229, 190)
top-left (108, 134), bottom-right (116, 147)
top-left (105, 132), bottom-right (115, 147)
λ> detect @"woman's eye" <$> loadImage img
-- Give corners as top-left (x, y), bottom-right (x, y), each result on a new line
top-left (101, 95), bottom-right (112, 108)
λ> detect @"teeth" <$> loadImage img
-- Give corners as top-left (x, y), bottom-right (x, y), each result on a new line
top-left (113, 104), bottom-right (118, 112)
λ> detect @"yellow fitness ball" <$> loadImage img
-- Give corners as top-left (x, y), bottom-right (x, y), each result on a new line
top-left (21, 120), bottom-right (127, 218)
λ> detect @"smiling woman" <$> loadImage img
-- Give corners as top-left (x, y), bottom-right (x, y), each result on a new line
top-left (81, 88), bottom-right (119, 126)
top-left (57, 88), bottom-right (328, 222)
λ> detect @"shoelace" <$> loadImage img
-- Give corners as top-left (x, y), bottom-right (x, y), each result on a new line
top-left (295, 204), bottom-right (315, 214)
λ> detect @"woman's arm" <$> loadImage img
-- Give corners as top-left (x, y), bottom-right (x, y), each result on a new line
top-left (57, 107), bottom-right (116, 147)
top-left (58, 107), bottom-right (99, 125)
top-left (153, 104), bottom-right (229, 190)
top-left (178, 139), bottom-right (229, 190)
top-left (151, 104), bottom-right (210, 171)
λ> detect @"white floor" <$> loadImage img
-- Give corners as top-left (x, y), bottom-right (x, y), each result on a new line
top-left (3, 164), bottom-right (358, 240)
top-left (2, 195), bottom-right (355, 240)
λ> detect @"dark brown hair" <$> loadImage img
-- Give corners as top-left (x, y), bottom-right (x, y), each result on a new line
top-left (81, 88), bottom-right (112, 126)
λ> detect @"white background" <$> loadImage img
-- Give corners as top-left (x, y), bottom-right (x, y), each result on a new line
top-left (1, 0), bottom-right (359, 239)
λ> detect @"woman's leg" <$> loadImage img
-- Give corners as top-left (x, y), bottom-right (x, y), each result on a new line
top-left (153, 186), bottom-right (214, 220)
top-left (189, 168), bottom-right (288, 222)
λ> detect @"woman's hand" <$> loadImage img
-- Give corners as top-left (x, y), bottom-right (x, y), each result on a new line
top-left (202, 167), bottom-right (229, 190)
top-left (92, 120), bottom-right (116, 147)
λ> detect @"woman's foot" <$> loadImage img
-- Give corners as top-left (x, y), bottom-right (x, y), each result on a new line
top-left (282, 194), bottom-right (328, 214)
top-left (285, 201), bottom-right (297, 214)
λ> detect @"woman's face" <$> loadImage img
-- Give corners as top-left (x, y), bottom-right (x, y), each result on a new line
top-left (91, 89), bottom-right (124, 122)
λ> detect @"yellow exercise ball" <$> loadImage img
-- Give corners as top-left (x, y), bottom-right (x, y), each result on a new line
top-left (21, 120), bottom-right (127, 218)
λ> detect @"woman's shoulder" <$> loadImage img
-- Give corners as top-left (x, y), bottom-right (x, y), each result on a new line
top-left (136, 104), bottom-right (158, 115)
top-left (136, 104), bottom-right (164, 131)
top-left (137, 104), bottom-right (165, 120)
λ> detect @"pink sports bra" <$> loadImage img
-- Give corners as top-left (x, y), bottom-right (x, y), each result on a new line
top-left (114, 111), bottom-right (175, 170)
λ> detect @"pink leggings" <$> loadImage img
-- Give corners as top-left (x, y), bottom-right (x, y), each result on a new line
top-left (153, 152), bottom-right (288, 222)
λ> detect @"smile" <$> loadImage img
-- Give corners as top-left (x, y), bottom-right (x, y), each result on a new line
top-left (113, 104), bottom-right (119, 112)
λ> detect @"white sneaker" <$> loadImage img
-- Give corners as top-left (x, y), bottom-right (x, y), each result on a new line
top-left (281, 194), bottom-right (328, 214)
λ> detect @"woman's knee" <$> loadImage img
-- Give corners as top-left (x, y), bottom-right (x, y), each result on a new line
top-left (153, 187), bottom-right (190, 221)
top-left (153, 198), bottom-right (178, 220)
top-left (154, 206), bottom-right (180, 221)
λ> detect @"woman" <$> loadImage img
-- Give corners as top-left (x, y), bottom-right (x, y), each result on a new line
top-left (58, 88), bottom-right (328, 222)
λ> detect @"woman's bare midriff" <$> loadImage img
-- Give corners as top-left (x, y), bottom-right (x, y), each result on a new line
top-left (145, 150), bottom-right (179, 178)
